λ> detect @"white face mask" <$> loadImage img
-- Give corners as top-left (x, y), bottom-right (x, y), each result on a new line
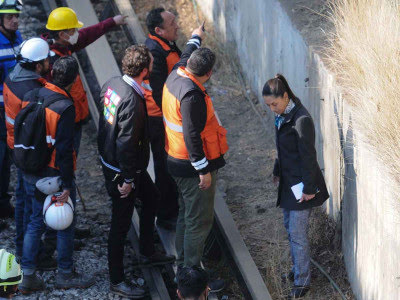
top-left (67, 31), bottom-right (79, 45)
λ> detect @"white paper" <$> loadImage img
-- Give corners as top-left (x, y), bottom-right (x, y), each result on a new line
top-left (291, 182), bottom-right (304, 200)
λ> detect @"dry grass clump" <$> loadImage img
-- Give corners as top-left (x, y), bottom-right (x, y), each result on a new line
top-left (328, 0), bottom-right (400, 192)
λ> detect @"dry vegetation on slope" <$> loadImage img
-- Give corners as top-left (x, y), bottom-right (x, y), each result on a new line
top-left (328, 0), bottom-right (400, 196)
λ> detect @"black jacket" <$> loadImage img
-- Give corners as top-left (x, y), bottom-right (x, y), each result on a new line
top-left (145, 34), bottom-right (181, 109)
top-left (273, 98), bottom-right (329, 210)
top-left (97, 76), bottom-right (150, 183)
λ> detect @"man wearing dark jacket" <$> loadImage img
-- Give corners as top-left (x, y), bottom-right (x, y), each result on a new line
top-left (143, 8), bottom-right (181, 229)
top-left (162, 25), bottom-right (227, 292)
top-left (98, 45), bottom-right (174, 299)
top-left (19, 56), bottom-right (95, 293)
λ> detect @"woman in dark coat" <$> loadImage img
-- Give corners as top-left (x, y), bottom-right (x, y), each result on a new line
top-left (262, 74), bottom-right (329, 299)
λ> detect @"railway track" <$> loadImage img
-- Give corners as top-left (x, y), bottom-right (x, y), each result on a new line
top-left (40, 0), bottom-right (272, 299)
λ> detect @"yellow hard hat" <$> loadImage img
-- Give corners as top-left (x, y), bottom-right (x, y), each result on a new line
top-left (46, 7), bottom-right (84, 31)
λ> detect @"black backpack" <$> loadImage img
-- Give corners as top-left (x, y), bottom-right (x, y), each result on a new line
top-left (13, 88), bottom-right (65, 173)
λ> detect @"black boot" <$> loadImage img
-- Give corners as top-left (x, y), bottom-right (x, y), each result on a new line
top-left (110, 281), bottom-right (146, 299)
top-left (19, 273), bottom-right (45, 294)
top-left (55, 270), bottom-right (95, 289)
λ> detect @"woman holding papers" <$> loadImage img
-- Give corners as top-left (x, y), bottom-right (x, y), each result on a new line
top-left (262, 74), bottom-right (329, 299)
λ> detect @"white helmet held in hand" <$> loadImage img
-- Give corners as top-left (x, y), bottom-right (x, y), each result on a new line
top-left (43, 194), bottom-right (74, 231)
top-left (36, 176), bottom-right (61, 195)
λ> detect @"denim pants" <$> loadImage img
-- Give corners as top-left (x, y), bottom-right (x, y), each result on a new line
top-left (14, 169), bottom-right (31, 258)
top-left (21, 173), bottom-right (76, 275)
top-left (174, 171), bottom-right (217, 267)
top-left (283, 208), bottom-right (312, 287)
top-left (0, 108), bottom-right (11, 209)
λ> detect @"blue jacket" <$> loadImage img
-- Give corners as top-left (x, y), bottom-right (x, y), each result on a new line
top-left (0, 30), bottom-right (23, 107)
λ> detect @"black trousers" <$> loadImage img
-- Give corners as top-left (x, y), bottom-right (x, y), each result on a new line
top-left (148, 116), bottom-right (178, 221)
top-left (105, 170), bottom-right (159, 284)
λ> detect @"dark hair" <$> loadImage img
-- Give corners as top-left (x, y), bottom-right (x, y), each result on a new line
top-left (122, 45), bottom-right (151, 78)
top-left (146, 7), bottom-right (165, 35)
top-left (177, 266), bottom-right (209, 299)
top-left (52, 56), bottom-right (79, 88)
top-left (262, 74), bottom-right (297, 100)
top-left (48, 30), bottom-right (64, 41)
top-left (187, 48), bottom-right (216, 77)
top-left (20, 59), bottom-right (45, 71)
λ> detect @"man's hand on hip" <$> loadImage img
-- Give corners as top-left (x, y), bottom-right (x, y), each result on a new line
top-left (199, 172), bottom-right (211, 190)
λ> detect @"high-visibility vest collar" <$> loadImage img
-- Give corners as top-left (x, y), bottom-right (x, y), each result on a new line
top-left (148, 34), bottom-right (173, 52)
top-left (44, 81), bottom-right (70, 98)
top-left (176, 67), bottom-right (206, 93)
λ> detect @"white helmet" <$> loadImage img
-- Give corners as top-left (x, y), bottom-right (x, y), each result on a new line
top-left (19, 37), bottom-right (55, 63)
top-left (43, 194), bottom-right (74, 231)
top-left (36, 176), bottom-right (61, 195)
top-left (0, 249), bottom-right (22, 288)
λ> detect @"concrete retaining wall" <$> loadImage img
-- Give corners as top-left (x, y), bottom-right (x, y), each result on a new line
top-left (197, 0), bottom-right (400, 299)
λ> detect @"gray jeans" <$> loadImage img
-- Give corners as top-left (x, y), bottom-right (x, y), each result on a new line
top-left (173, 171), bottom-right (217, 267)
top-left (283, 208), bottom-right (312, 287)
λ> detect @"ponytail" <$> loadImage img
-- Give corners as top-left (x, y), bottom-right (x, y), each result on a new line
top-left (262, 73), bottom-right (297, 100)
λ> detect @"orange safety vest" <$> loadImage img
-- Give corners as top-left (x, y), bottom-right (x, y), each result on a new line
top-left (51, 49), bottom-right (88, 123)
top-left (42, 82), bottom-right (77, 171)
top-left (143, 34), bottom-right (180, 117)
top-left (3, 77), bottom-right (47, 149)
top-left (162, 66), bottom-right (228, 161)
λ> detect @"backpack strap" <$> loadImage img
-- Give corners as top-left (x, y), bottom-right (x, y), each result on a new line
top-left (43, 93), bottom-right (69, 108)
top-left (25, 88), bottom-right (70, 108)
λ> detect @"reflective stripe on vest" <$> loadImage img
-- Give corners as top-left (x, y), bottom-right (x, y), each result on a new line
top-left (46, 135), bottom-right (56, 145)
top-left (3, 78), bottom-right (46, 149)
top-left (5, 114), bottom-right (14, 125)
top-left (42, 82), bottom-right (77, 171)
top-left (162, 66), bottom-right (229, 162)
top-left (163, 115), bottom-right (182, 132)
top-left (143, 34), bottom-right (180, 117)
top-left (51, 49), bottom-right (88, 123)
